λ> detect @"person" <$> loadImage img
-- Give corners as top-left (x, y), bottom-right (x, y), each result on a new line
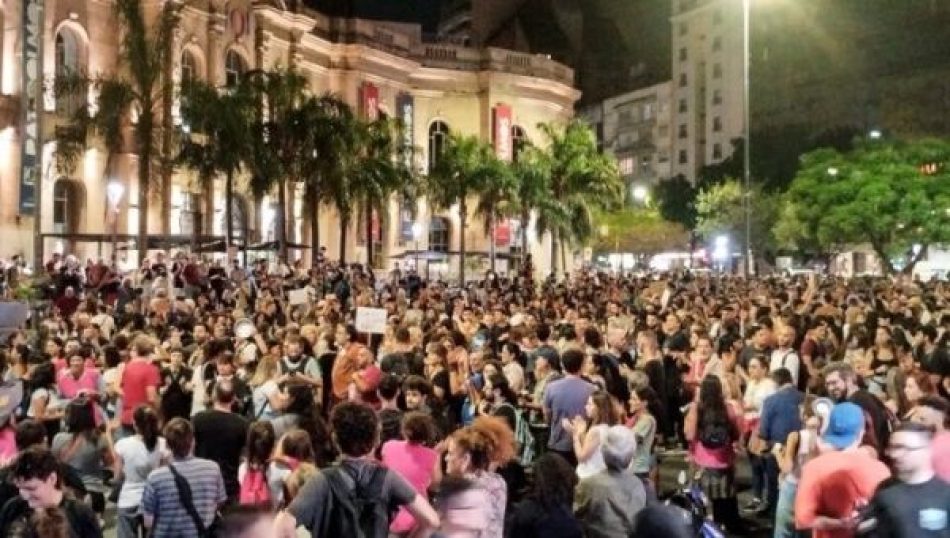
top-left (158, 346), bottom-right (193, 422)
top-left (272, 402), bottom-right (439, 538)
top-left (506, 453), bottom-right (583, 538)
top-left (0, 447), bottom-right (102, 538)
top-left (113, 405), bottom-right (167, 538)
top-left (794, 402), bottom-right (890, 538)
top-left (141, 418), bottom-right (227, 536)
top-left (192, 379), bottom-right (249, 504)
top-left (380, 412), bottom-right (441, 536)
top-left (863, 422), bottom-right (950, 537)
top-left (543, 349), bottom-right (596, 466)
top-left (51, 398), bottom-right (114, 523)
top-left (119, 336), bottom-right (160, 438)
top-left (914, 395), bottom-right (950, 482)
top-left (756, 367), bottom-right (803, 520)
top-left (249, 354), bottom-right (287, 421)
top-left (237, 421), bottom-right (284, 508)
top-left (627, 385), bottom-right (659, 487)
top-left (771, 325), bottom-right (801, 386)
top-left (684, 375), bottom-right (743, 532)
top-left (573, 425), bottom-right (647, 538)
top-left (824, 362), bottom-right (893, 456)
top-left (742, 355), bottom-right (778, 514)
top-left (566, 390), bottom-right (620, 480)
top-left (376, 374), bottom-right (404, 450)
top-left (902, 371), bottom-right (937, 421)
top-left (773, 397), bottom-right (821, 538)
top-left (215, 504), bottom-right (275, 538)
top-left (27, 363), bottom-right (65, 441)
top-left (279, 335), bottom-right (322, 399)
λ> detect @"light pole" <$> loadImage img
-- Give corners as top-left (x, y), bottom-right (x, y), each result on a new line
top-left (106, 181), bottom-right (125, 264)
top-left (411, 221), bottom-right (423, 275)
top-left (632, 184), bottom-right (648, 205)
top-left (742, 0), bottom-right (753, 276)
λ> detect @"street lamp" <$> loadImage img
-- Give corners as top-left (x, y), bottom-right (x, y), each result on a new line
top-left (411, 221), bottom-right (423, 274)
top-left (714, 234), bottom-right (730, 272)
top-left (827, 167), bottom-right (839, 177)
top-left (632, 185), bottom-right (648, 203)
top-left (869, 129), bottom-right (882, 140)
top-left (106, 181), bottom-right (124, 263)
top-left (742, 0), bottom-right (753, 277)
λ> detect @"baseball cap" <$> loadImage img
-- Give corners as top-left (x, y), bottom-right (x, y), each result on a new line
top-left (822, 402), bottom-right (865, 450)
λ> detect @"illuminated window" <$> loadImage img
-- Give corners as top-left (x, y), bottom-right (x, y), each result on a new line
top-left (428, 121), bottom-right (450, 171)
top-left (224, 50), bottom-right (246, 87)
top-left (428, 217), bottom-right (450, 253)
top-left (181, 50), bottom-right (198, 84)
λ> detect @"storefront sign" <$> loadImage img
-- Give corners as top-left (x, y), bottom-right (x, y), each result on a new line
top-left (20, 0), bottom-right (44, 215)
top-left (494, 219), bottom-right (511, 247)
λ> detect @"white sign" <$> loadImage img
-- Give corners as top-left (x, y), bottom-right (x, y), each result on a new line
top-left (355, 307), bottom-right (387, 334)
top-left (287, 288), bottom-right (310, 306)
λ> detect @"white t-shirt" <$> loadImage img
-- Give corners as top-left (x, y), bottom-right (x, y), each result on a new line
top-left (575, 424), bottom-right (609, 480)
top-left (252, 380), bottom-right (280, 420)
top-left (237, 461), bottom-right (292, 507)
top-left (770, 348), bottom-right (800, 386)
top-left (115, 436), bottom-right (168, 509)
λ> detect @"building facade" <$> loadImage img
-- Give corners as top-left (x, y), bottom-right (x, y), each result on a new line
top-left (0, 0), bottom-right (579, 278)
top-left (670, 0), bottom-right (744, 182)
top-left (580, 81), bottom-right (672, 200)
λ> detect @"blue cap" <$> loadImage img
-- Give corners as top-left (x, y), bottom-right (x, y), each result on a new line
top-left (822, 402), bottom-right (865, 450)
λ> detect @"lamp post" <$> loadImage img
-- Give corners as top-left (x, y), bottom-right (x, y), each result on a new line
top-left (411, 221), bottom-right (423, 275)
top-left (106, 181), bottom-right (124, 264)
top-left (632, 185), bottom-right (648, 204)
top-left (742, 0), bottom-right (753, 277)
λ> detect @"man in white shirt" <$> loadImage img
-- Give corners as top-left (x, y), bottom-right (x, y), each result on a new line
top-left (769, 325), bottom-right (800, 386)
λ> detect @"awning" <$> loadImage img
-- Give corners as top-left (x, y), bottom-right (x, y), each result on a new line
top-left (41, 233), bottom-right (227, 250)
top-left (244, 241), bottom-right (310, 251)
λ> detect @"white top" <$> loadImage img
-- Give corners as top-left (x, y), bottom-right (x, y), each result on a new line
top-left (115, 436), bottom-right (168, 509)
top-left (770, 348), bottom-right (800, 386)
top-left (743, 378), bottom-right (777, 420)
top-left (252, 380), bottom-right (280, 420)
top-left (238, 461), bottom-right (293, 507)
top-left (575, 424), bottom-right (609, 480)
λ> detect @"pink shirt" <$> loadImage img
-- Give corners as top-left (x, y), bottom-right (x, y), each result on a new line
top-left (689, 402), bottom-right (744, 469)
top-left (0, 428), bottom-right (16, 463)
top-left (57, 369), bottom-right (101, 399)
top-left (934, 431), bottom-right (950, 483)
top-left (381, 440), bottom-right (438, 534)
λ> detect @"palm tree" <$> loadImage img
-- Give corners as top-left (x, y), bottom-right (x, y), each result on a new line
top-left (350, 117), bottom-right (418, 268)
top-left (533, 120), bottom-right (622, 273)
top-left (510, 147), bottom-right (556, 266)
top-left (473, 153), bottom-right (516, 273)
top-left (54, 0), bottom-right (180, 263)
top-left (177, 79), bottom-right (253, 254)
top-left (426, 134), bottom-right (500, 284)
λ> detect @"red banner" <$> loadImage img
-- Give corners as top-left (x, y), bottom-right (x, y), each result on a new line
top-left (361, 82), bottom-right (379, 121)
top-left (492, 104), bottom-right (513, 161)
top-left (494, 219), bottom-right (511, 247)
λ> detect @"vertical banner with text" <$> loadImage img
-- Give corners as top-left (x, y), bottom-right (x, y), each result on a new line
top-left (396, 93), bottom-right (415, 244)
top-left (361, 82), bottom-right (379, 121)
top-left (20, 0), bottom-right (44, 215)
top-left (492, 103), bottom-right (513, 162)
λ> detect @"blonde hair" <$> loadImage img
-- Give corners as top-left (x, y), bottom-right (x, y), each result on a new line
top-left (284, 463), bottom-right (318, 502)
top-left (251, 355), bottom-right (281, 388)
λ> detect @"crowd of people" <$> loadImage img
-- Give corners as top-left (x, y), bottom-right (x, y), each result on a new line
top-left (0, 250), bottom-right (947, 538)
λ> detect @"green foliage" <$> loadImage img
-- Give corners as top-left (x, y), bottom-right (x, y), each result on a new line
top-left (775, 137), bottom-right (950, 273)
top-left (653, 174), bottom-right (697, 229)
top-left (695, 179), bottom-right (779, 254)
top-left (593, 208), bottom-right (689, 254)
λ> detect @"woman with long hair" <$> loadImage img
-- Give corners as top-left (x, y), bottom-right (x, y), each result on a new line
top-left (773, 397), bottom-right (822, 538)
top-left (237, 421), bottom-right (287, 508)
top-left (114, 405), bottom-right (166, 538)
top-left (903, 371), bottom-right (937, 420)
top-left (52, 397), bottom-right (115, 523)
top-left (270, 383), bottom-right (335, 466)
top-left (628, 385), bottom-right (660, 488)
top-left (567, 390), bottom-right (621, 480)
top-left (506, 453), bottom-right (583, 538)
top-left (28, 362), bottom-right (65, 445)
top-left (381, 413), bottom-right (441, 537)
top-left (684, 375), bottom-right (743, 532)
top-left (249, 354), bottom-right (287, 421)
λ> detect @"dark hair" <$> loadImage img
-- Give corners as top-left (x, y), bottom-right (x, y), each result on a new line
top-left (696, 376), bottom-right (738, 443)
top-left (30, 362), bottom-right (56, 389)
top-left (330, 402), bottom-right (379, 457)
top-left (164, 417), bottom-right (194, 459)
top-left (280, 429), bottom-right (315, 463)
top-left (246, 421), bottom-right (276, 467)
top-left (486, 374), bottom-right (519, 406)
top-left (401, 412), bottom-right (437, 445)
top-left (133, 405), bottom-right (160, 452)
top-left (530, 453), bottom-right (577, 510)
top-left (378, 374), bottom-right (401, 400)
top-left (633, 385), bottom-right (665, 426)
top-left (214, 378), bottom-right (236, 405)
top-left (894, 421), bottom-right (935, 438)
top-left (15, 419), bottom-right (47, 449)
top-left (583, 327), bottom-right (603, 349)
top-left (537, 324), bottom-right (552, 342)
top-left (12, 447), bottom-right (60, 486)
top-left (64, 398), bottom-right (98, 441)
top-left (771, 367), bottom-right (794, 387)
top-left (403, 375), bottom-right (432, 397)
top-left (561, 349), bottom-right (585, 375)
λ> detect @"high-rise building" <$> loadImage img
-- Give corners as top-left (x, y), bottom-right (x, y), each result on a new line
top-left (670, 0), bottom-right (745, 182)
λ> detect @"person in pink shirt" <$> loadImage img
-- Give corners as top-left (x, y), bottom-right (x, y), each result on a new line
top-left (119, 336), bottom-right (160, 436)
top-left (57, 351), bottom-right (103, 400)
top-left (381, 412), bottom-right (441, 535)
top-left (0, 382), bottom-right (23, 465)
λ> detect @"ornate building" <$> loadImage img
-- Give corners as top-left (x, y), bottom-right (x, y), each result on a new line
top-left (0, 0), bottom-right (579, 278)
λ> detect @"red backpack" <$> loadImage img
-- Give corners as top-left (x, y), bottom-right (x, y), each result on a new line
top-left (239, 464), bottom-right (271, 507)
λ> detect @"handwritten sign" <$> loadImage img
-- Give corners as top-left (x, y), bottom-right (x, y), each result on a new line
top-left (355, 307), bottom-right (387, 334)
top-left (287, 288), bottom-right (310, 306)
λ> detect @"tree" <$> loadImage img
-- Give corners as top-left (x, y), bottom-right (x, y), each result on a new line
top-left (177, 79), bottom-right (253, 254)
top-left (775, 138), bottom-right (950, 273)
top-left (653, 174), bottom-right (697, 229)
top-left (593, 208), bottom-right (690, 255)
top-left (533, 120), bottom-right (623, 273)
top-left (426, 134), bottom-right (501, 284)
top-left (694, 179), bottom-right (779, 256)
top-left (54, 0), bottom-right (179, 263)
top-left (473, 153), bottom-right (516, 273)
top-left (510, 147), bottom-right (556, 262)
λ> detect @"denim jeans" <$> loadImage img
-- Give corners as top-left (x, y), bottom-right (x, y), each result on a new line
top-left (117, 506), bottom-right (144, 538)
top-left (773, 478), bottom-right (807, 538)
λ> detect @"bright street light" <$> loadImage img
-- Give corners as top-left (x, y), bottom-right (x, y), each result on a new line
top-left (869, 129), bottom-right (882, 139)
top-left (106, 181), bottom-right (125, 209)
top-left (827, 167), bottom-right (838, 177)
top-left (411, 222), bottom-right (423, 240)
top-left (632, 185), bottom-right (648, 202)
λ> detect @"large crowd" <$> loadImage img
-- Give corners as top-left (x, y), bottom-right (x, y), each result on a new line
top-left (0, 251), bottom-right (947, 538)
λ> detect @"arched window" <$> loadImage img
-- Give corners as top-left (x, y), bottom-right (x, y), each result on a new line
top-left (54, 29), bottom-right (85, 114)
top-left (428, 120), bottom-right (450, 171)
top-left (220, 195), bottom-right (248, 241)
top-left (511, 125), bottom-right (527, 162)
top-left (428, 216), bottom-right (450, 253)
top-left (180, 50), bottom-right (198, 84)
top-left (224, 50), bottom-right (246, 87)
top-left (52, 179), bottom-right (83, 233)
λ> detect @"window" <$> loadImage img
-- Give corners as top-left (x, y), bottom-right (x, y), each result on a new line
top-left (178, 192), bottom-right (201, 235)
top-left (428, 216), bottom-right (450, 253)
top-left (678, 98), bottom-right (687, 113)
top-left (224, 50), bottom-right (246, 87)
top-left (713, 143), bottom-right (723, 160)
top-left (679, 22), bottom-right (688, 36)
top-left (220, 195), bottom-right (248, 241)
top-left (53, 179), bottom-right (83, 234)
top-left (53, 180), bottom-right (69, 230)
top-left (55, 29), bottom-right (85, 114)
top-left (658, 152), bottom-right (670, 163)
top-left (619, 157), bottom-right (635, 176)
top-left (713, 63), bottom-right (722, 79)
top-left (511, 125), bottom-right (527, 162)
top-left (679, 47), bottom-right (687, 61)
top-left (679, 73), bottom-right (688, 87)
top-left (428, 121), bottom-right (450, 171)
top-left (713, 117), bottom-right (722, 132)
top-left (181, 50), bottom-right (198, 84)
top-left (712, 89), bottom-right (723, 105)
top-left (643, 103), bottom-right (654, 120)
top-left (678, 150), bottom-right (688, 164)
top-left (712, 36), bottom-right (722, 52)
top-left (678, 124), bottom-right (688, 139)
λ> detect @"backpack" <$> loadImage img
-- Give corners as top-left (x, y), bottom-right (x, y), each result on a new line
top-left (699, 420), bottom-right (731, 449)
top-left (499, 403), bottom-right (536, 465)
top-left (320, 463), bottom-right (393, 538)
top-left (239, 464), bottom-right (271, 507)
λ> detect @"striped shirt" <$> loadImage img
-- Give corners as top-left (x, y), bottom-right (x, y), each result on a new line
top-left (142, 456), bottom-right (226, 537)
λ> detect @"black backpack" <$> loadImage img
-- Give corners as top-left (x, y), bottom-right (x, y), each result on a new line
top-left (699, 420), bottom-right (732, 449)
top-left (320, 463), bottom-right (394, 538)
